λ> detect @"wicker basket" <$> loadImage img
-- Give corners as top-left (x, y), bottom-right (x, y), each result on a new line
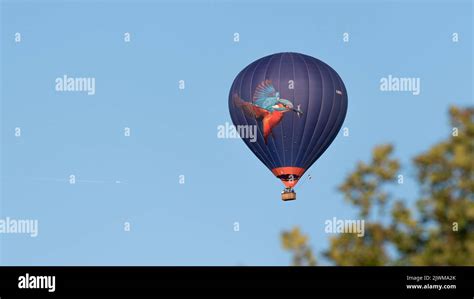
top-left (281, 191), bottom-right (297, 201)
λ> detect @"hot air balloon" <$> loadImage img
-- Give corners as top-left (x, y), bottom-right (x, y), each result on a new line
top-left (228, 52), bottom-right (348, 201)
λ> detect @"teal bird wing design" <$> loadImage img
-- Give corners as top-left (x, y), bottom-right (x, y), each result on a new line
top-left (253, 80), bottom-right (278, 109)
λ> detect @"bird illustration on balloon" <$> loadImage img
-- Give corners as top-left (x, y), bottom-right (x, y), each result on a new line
top-left (232, 80), bottom-right (303, 144)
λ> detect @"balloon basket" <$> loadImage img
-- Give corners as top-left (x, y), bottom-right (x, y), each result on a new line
top-left (281, 189), bottom-right (296, 201)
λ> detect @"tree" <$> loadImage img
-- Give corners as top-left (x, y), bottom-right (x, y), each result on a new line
top-left (281, 227), bottom-right (317, 266)
top-left (281, 106), bottom-right (474, 266)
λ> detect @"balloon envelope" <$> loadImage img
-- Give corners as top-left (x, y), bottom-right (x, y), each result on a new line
top-left (228, 52), bottom-right (348, 188)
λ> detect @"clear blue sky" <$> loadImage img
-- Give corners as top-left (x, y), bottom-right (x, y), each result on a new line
top-left (0, 0), bottom-right (472, 265)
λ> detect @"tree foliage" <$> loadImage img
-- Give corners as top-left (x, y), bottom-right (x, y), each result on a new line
top-left (281, 227), bottom-right (317, 266)
top-left (281, 106), bottom-right (474, 266)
